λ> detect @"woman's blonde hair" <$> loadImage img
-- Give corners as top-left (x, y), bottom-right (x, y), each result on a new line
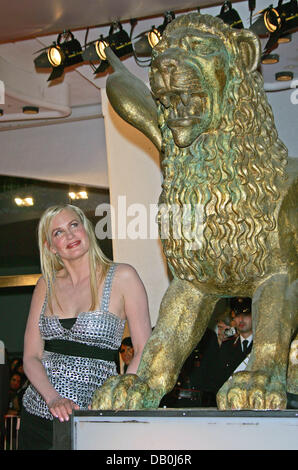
top-left (38, 204), bottom-right (112, 314)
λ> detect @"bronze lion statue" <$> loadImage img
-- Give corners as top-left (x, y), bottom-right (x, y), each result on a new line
top-left (92, 13), bottom-right (298, 410)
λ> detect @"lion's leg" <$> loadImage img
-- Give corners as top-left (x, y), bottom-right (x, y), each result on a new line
top-left (92, 279), bottom-right (218, 410)
top-left (217, 273), bottom-right (297, 410)
top-left (137, 279), bottom-right (219, 395)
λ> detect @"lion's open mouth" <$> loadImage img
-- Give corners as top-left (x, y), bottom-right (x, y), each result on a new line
top-left (156, 91), bottom-right (208, 125)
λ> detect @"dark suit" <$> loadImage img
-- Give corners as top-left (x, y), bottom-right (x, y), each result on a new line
top-left (192, 331), bottom-right (253, 405)
top-left (191, 328), bottom-right (221, 394)
top-left (216, 336), bottom-right (253, 389)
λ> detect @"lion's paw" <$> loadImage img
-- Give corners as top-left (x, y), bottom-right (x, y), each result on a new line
top-left (216, 371), bottom-right (287, 410)
top-left (91, 374), bottom-right (162, 410)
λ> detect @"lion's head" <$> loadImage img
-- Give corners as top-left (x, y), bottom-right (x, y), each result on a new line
top-left (149, 14), bottom-right (288, 285)
top-left (149, 14), bottom-right (260, 148)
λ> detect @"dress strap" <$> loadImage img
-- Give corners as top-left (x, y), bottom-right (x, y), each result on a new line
top-left (38, 277), bottom-right (49, 317)
top-left (99, 264), bottom-right (117, 313)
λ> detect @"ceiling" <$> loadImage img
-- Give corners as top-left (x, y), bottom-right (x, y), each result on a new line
top-left (0, 0), bottom-right (215, 43)
top-left (0, 1), bottom-right (215, 121)
top-left (0, 0), bottom-right (297, 123)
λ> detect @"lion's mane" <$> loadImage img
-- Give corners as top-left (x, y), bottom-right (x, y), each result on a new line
top-left (154, 14), bottom-right (288, 284)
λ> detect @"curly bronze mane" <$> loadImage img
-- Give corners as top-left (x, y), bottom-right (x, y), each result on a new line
top-left (153, 14), bottom-right (288, 284)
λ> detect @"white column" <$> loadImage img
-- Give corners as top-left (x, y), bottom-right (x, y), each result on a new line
top-left (101, 89), bottom-right (169, 326)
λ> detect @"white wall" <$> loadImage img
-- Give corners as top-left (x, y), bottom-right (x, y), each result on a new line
top-left (0, 106), bottom-right (108, 188)
top-left (267, 90), bottom-right (298, 158)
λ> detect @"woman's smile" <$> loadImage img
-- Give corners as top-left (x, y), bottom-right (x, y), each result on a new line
top-left (49, 208), bottom-right (89, 259)
top-left (66, 240), bottom-right (81, 249)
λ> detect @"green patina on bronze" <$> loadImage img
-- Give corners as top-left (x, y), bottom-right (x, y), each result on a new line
top-left (92, 13), bottom-right (297, 411)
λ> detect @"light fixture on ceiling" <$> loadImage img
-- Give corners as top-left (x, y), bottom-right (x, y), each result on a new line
top-left (83, 23), bottom-right (133, 75)
top-left (261, 53), bottom-right (280, 64)
top-left (68, 190), bottom-right (88, 200)
top-left (263, 1), bottom-right (297, 33)
top-left (217, 1), bottom-right (244, 29)
top-left (23, 106), bottom-right (39, 114)
top-left (133, 34), bottom-right (152, 57)
top-left (251, 0), bottom-right (298, 53)
top-left (147, 28), bottom-right (162, 49)
top-left (14, 197), bottom-right (34, 207)
top-left (275, 70), bottom-right (294, 80)
top-left (147, 11), bottom-right (175, 48)
top-left (34, 31), bottom-right (83, 81)
top-left (132, 11), bottom-right (175, 60)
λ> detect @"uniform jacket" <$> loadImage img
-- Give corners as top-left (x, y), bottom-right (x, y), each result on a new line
top-left (193, 329), bottom-right (253, 394)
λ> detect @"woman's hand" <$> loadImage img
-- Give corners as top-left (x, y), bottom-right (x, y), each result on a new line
top-left (47, 395), bottom-right (80, 422)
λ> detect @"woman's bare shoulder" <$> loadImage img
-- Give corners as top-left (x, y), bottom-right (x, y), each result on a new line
top-left (29, 276), bottom-right (47, 313)
top-left (34, 276), bottom-right (47, 294)
top-left (114, 264), bottom-right (147, 296)
top-left (114, 263), bottom-right (139, 280)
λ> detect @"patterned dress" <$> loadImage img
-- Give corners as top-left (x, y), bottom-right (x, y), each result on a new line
top-left (22, 264), bottom-right (125, 420)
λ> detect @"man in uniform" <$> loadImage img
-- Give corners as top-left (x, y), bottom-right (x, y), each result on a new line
top-left (192, 297), bottom-right (253, 406)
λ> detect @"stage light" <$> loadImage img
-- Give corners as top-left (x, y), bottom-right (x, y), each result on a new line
top-left (147, 11), bottom-right (175, 48)
top-left (34, 31), bottom-right (83, 81)
top-left (217, 1), bottom-right (244, 29)
top-left (148, 27), bottom-right (163, 48)
top-left (275, 70), bottom-right (294, 80)
top-left (133, 35), bottom-right (152, 57)
top-left (263, 0), bottom-right (297, 34)
top-left (47, 45), bottom-right (64, 67)
top-left (251, 0), bottom-right (298, 53)
top-left (132, 11), bottom-right (175, 57)
top-left (82, 23), bottom-right (133, 74)
top-left (95, 38), bottom-right (109, 61)
top-left (249, 15), bottom-right (268, 36)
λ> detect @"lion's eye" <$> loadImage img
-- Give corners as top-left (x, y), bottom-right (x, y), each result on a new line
top-left (187, 38), bottom-right (218, 56)
top-left (199, 45), bottom-right (218, 55)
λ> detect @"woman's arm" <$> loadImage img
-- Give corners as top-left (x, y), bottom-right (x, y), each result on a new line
top-left (119, 265), bottom-right (152, 374)
top-left (23, 278), bottom-right (79, 421)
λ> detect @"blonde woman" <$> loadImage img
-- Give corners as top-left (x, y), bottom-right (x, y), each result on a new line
top-left (19, 204), bottom-right (151, 449)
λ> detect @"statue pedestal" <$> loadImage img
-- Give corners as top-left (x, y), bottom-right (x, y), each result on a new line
top-left (53, 409), bottom-right (298, 450)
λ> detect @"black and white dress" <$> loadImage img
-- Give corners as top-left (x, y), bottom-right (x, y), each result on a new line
top-left (19, 264), bottom-right (124, 449)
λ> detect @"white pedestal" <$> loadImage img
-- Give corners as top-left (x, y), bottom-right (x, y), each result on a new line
top-left (53, 409), bottom-right (298, 451)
